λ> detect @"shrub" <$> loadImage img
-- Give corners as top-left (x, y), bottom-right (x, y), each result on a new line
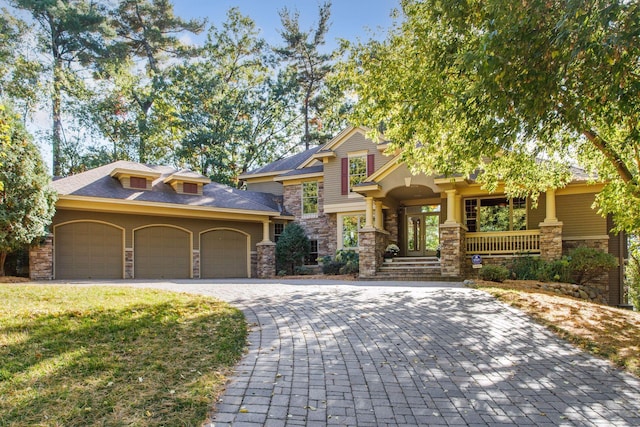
top-left (509, 256), bottom-right (543, 280)
top-left (567, 247), bottom-right (618, 286)
top-left (321, 250), bottom-right (359, 275)
top-left (537, 258), bottom-right (571, 283)
top-left (275, 223), bottom-right (310, 275)
top-left (294, 266), bottom-right (314, 275)
top-left (479, 264), bottom-right (509, 282)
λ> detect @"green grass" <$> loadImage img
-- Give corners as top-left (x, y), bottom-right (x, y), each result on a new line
top-left (0, 285), bottom-right (247, 426)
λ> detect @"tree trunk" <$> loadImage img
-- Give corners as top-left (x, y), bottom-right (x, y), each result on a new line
top-left (52, 59), bottom-right (63, 177)
top-left (0, 251), bottom-right (7, 277)
top-left (303, 96), bottom-right (310, 150)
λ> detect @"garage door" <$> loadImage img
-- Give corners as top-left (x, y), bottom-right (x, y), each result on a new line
top-left (55, 222), bottom-right (123, 279)
top-left (134, 226), bottom-right (190, 279)
top-left (201, 229), bottom-right (248, 278)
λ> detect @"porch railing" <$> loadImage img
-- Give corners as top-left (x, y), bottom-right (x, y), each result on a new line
top-left (466, 230), bottom-right (541, 255)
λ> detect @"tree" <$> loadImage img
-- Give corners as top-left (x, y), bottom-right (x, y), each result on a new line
top-left (275, 223), bottom-right (310, 275)
top-left (276, 2), bottom-right (337, 149)
top-left (108, 0), bottom-right (205, 164)
top-left (345, 0), bottom-right (640, 232)
top-left (11, 0), bottom-right (109, 177)
top-left (160, 9), bottom-right (301, 185)
top-left (0, 104), bottom-right (57, 276)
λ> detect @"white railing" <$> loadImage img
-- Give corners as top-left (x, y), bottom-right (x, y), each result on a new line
top-left (466, 230), bottom-right (540, 255)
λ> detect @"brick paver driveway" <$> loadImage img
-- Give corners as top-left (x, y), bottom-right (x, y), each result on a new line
top-left (120, 279), bottom-right (640, 426)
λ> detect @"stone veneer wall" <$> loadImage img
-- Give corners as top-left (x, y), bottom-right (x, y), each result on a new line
top-left (251, 251), bottom-right (258, 278)
top-left (359, 229), bottom-right (388, 278)
top-left (192, 250), bottom-right (200, 278)
top-left (539, 223), bottom-right (563, 261)
top-left (283, 182), bottom-right (333, 258)
top-left (440, 224), bottom-right (465, 277)
top-left (29, 234), bottom-right (53, 280)
top-left (384, 209), bottom-right (399, 245)
top-left (125, 248), bottom-right (134, 279)
top-left (257, 242), bottom-right (276, 278)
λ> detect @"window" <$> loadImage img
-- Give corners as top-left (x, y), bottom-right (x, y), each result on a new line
top-left (183, 182), bottom-right (198, 194)
top-left (130, 176), bottom-right (147, 189)
top-left (349, 156), bottom-right (367, 190)
top-left (341, 214), bottom-right (364, 249)
top-left (465, 197), bottom-right (527, 232)
top-left (302, 181), bottom-right (318, 217)
top-left (305, 239), bottom-right (319, 265)
top-left (274, 223), bottom-right (284, 242)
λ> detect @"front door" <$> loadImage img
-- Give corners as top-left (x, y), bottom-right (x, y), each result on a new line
top-left (405, 205), bottom-right (440, 256)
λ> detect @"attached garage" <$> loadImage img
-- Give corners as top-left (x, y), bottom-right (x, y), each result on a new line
top-left (134, 226), bottom-right (191, 279)
top-left (55, 221), bottom-right (123, 279)
top-left (201, 229), bottom-right (249, 278)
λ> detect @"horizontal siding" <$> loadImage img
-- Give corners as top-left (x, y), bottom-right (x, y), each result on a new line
top-left (53, 209), bottom-right (263, 250)
top-left (556, 193), bottom-right (606, 237)
top-left (324, 131), bottom-right (389, 206)
top-left (527, 194), bottom-right (546, 229)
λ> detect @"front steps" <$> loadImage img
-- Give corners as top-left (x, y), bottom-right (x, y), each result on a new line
top-left (368, 256), bottom-right (461, 282)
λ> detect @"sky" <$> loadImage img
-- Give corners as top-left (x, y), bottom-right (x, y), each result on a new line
top-left (172, 0), bottom-right (399, 49)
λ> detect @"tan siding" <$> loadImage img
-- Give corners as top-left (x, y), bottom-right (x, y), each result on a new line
top-left (52, 209), bottom-right (263, 250)
top-left (556, 193), bottom-right (606, 237)
top-left (527, 194), bottom-right (546, 229)
top-left (324, 131), bottom-right (391, 206)
top-left (246, 181), bottom-right (284, 195)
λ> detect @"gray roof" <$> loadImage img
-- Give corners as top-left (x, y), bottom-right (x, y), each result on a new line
top-left (53, 161), bottom-right (282, 214)
top-left (277, 165), bottom-right (324, 177)
top-left (243, 146), bottom-right (322, 175)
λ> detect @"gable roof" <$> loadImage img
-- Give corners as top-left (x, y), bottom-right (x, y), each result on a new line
top-left (53, 161), bottom-right (283, 215)
top-left (239, 146), bottom-right (323, 179)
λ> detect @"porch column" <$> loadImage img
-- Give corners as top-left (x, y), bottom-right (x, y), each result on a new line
top-left (455, 194), bottom-right (462, 223)
top-left (440, 223), bottom-right (466, 277)
top-left (374, 200), bottom-right (384, 230)
top-left (364, 196), bottom-right (374, 229)
top-left (545, 188), bottom-right (558, 223)
top-left (445, 189), bottom-right (457, 224)
top-left (261, 220), bottom-right (272, 243)
top-left (29, 233), bottom-right (53, 280)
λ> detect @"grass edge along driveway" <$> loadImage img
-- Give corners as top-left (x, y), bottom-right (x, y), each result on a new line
top-left (0, 284), bottom-right (247, 427)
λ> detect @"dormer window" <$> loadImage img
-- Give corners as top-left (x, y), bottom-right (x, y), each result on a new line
top-left (183, 182), bottom-right (198, 194)
top-left (130, 176), bottom-right (147, 189)
top-left (110, 167), bottom-right (161, 191)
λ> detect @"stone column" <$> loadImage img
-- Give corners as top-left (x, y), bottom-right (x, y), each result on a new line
top-left (125, 248), bottom-right (134, 279)
top-left (359, 228), bottom-right (388, 279)
top-left (192, 249), bottom-right (200, 279)
top-left (256, 241), bottom-right (276, 278)
top-left (440, 224), bottom-right (465, 277)
top-left (539, 222), bottom-right (563, 261)
top-left (29, 234), bottom-right (53, 280)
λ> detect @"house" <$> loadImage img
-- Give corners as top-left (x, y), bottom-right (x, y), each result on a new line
top-left (238, 127), bottom-right (626, 305)
top-left (31, 127), bottom-right (625, 306)
top-left (30, 161), bottom-right (290, 280)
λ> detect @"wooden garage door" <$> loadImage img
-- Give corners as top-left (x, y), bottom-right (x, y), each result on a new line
top-left (201, 230), bottom-right (248, 278)
top-left (134, 226), bottom-right (190, 279)
top-left (55, 222), bottom-right (123, 279)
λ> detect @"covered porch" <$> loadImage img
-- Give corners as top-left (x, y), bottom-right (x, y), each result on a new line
top-left (354, 167), bottom-right (563, 279)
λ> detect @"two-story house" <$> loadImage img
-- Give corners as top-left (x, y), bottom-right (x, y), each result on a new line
top-left (32, 126), bottom-right (625, 306)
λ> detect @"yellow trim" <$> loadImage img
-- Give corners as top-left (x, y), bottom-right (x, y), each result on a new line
top-left (353, 184), bottom-right (381, 193)
top-left (275, 173), bottom-right (324, 183)
top-left (53, 220), bottom-right (126, 279)
top-left (433, 176), bottom-right (467, 185)
top-left (298, 126), bottom-right (375, 169)
top-left (56, 195), bottom-right (277, 221)
top-left (243, 175), bottom-right (277, 184)
top-left (556, 183), bottom-right (604, 195)
top-left (364, 154), bottom-right (403, 182)
top-left (163, 174), bottom-right (211, 185)
top-left (562, 235), bottom-right (609, 241)
top-left (238, 169), bottom-right (292, 180)
top-left (324, 201), bottom-right (367, 213)
top-left (311, 151), bottom-right (336, 160)
top-left (133, 224), bottom-right (194, 279)
top-left (199, 228), bottom-right (252, 278)
top-left (109, 167), bottom-right (161, 180)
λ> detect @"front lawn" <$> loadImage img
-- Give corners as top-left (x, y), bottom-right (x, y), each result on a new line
top-left (0, 285), bottom-right (247, 426)
top-left (474, 280), bottom-right (640, 377)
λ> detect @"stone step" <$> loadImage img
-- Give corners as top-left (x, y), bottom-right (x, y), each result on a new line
top-left (365, 273), bottom-right (461, 282)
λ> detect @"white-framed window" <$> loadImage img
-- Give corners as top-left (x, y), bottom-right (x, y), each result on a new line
top-left (464, 196), bottom-right (527, 232)
top-left (348, 156), bottom-right (367, 191)
top-left (338, 213), bottom-right (365, 249)
top-left (302, 181), bottom-right (318, 217)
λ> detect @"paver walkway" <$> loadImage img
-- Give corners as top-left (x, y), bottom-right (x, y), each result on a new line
top-left (113, 279), bottom-right (640, 426)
